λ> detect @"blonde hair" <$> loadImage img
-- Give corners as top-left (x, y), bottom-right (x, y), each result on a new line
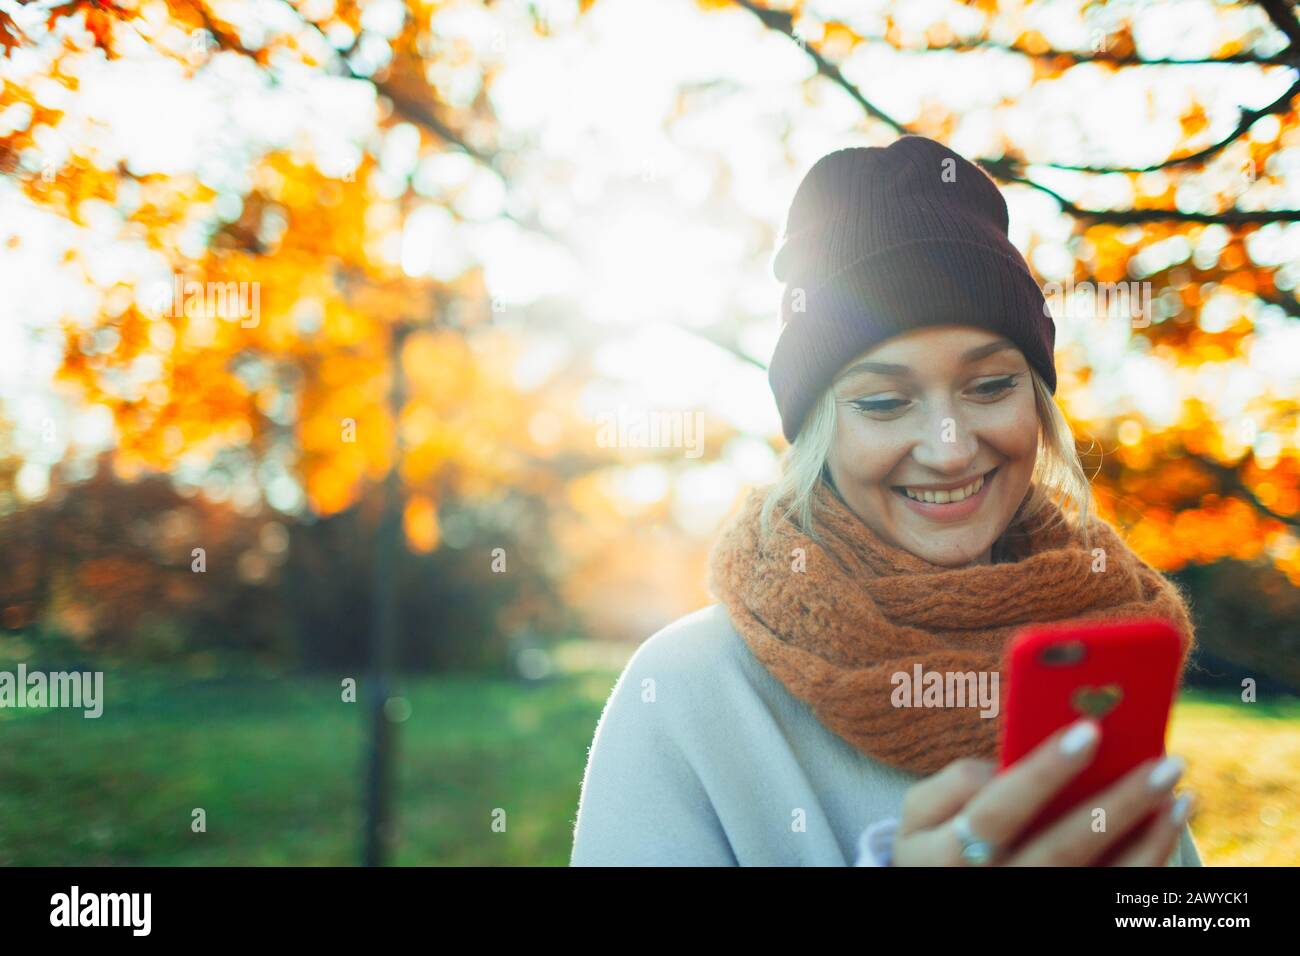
top-left (759, 367), bottom-right (1093, 556)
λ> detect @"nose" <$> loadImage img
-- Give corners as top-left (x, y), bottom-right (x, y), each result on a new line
top-left (909, 405), bottom-right (981, 475)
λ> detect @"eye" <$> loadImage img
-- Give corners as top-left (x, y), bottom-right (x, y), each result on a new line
top-left (968, 373), bottom-right (1022, 399)
top-left (845, 396), bottom-right (911, 416)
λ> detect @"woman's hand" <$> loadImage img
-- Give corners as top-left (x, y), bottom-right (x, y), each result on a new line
top-left (891, 719), bottom-right (1196, 866)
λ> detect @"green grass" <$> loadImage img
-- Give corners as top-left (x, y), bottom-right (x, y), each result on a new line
top-left (0, 663), bottom-right (620, 866)
top-left (1168, 688), bottom-right (1300, 867)
top-left (1, 661), bottom-right (1294, 865)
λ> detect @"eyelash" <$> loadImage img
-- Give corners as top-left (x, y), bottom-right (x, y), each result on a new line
top-left (847, 374), bottom-right (1022, 415)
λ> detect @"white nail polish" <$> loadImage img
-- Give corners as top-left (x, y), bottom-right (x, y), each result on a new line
top-left (1060, 720), bottom-right (1099, 755)
top-left (1171, 792), bottom-right (1194, 825)
top-left (1148, 755), bottom-right (1186, 790)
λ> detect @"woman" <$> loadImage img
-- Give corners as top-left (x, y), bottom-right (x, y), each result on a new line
top-left (569, 135), bottom-right (1202, 866)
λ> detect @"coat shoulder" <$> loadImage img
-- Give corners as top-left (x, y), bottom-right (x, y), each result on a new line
top-left (626, 603), bottom-right (750, 688)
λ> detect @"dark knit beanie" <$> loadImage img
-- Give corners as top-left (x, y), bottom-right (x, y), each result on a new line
top-left (768, 135), bottom-right (1057, 443)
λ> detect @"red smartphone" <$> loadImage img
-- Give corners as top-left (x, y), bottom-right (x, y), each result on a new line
top-left (996, 617), bottom-right (1184, 865)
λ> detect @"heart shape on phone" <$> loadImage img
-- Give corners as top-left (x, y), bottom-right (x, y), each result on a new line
top-left (1071, 683), bottom-right (1123, 719)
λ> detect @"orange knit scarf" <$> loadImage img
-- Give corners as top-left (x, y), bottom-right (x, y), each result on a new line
top-left (706, 479), bottom-right (1197, 776)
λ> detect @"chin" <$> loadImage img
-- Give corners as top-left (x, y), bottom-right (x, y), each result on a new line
top-left (907, 537), bottom-right (996, 567)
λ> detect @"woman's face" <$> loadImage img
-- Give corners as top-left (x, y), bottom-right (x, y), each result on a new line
top-left (825, 325), bottom-right (1039, 567)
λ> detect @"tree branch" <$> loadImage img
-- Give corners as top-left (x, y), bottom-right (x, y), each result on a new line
top-left (866, 36), bottom-right (1293, 68)
top-left (734, 0), bottom-right (1300, 219)
top-left (977, 155), bottom-right (1300, 223)
top-left (1042, 74), bottom-right (1300, 173)
top-left (730, 0), bottom-right (908, 133)
top-left (1185, 451), bottom-right (1300, 529)
top-left (1258, 0), bottom-right (1300, 48)
top-left (263, 0), bottom-right (496, 168)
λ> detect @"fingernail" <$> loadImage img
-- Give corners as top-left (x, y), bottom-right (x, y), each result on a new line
top-left (1060, 719), bottom-right (1100, 755)
top-left (1171, 791), bottom-right (1195, 825)
top-left (1148, 755), bottom-right (1186, 790)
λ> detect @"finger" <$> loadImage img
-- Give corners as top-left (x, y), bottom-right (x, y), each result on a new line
top-left (898, 757), bottom-right (997, 834)
top-left (1111, 792), bottom-right (1196, 867)
top-left (947, 718), bottom-right (1101, 855)
top-left (1009, 754), bottom-right (1187, 866)
top-left (901, 820), bottom-right (979, 867)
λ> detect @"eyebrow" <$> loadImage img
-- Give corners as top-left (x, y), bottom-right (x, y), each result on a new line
top-left (835, 340), bottom-right (1018, 382)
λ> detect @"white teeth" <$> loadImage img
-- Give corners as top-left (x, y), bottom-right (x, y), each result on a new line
top-left (901, 473), bottom-right (985, 503)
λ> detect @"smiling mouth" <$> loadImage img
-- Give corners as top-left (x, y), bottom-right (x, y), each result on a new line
top-left (891, 467), bottom-right (999, 504)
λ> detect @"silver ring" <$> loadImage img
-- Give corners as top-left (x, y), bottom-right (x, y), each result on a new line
top-left (951, 812), bottom-right (997, 866)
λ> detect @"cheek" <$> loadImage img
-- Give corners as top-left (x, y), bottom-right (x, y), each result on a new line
top-left (831, 412), bottom-right (904, 486)
top-left (978, 393), bottom-right (1040, 462)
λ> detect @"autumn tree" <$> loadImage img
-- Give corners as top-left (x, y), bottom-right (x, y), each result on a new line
top-left (1, 0), bottom-right (1298, 615)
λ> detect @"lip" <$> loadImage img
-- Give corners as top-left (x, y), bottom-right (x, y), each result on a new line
top-left (891, 467), bottom-right (997, 522)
